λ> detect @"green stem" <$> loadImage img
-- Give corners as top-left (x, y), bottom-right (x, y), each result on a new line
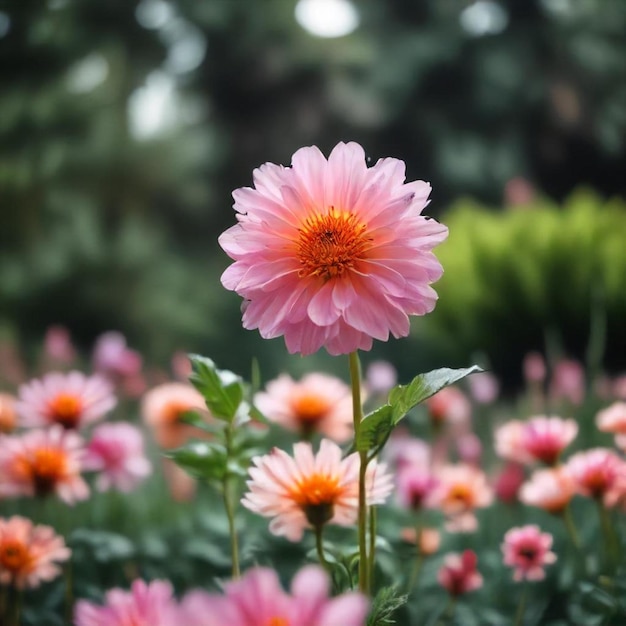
top-left (513, 583), bottom-right (528, 626)
top-left (368, 505), bottom-right (377, 588)
top-left (349, 351), bottom-right (369, 595)
top-left (223, 422), bottom-right (241, 579)
top-left (597, 501), bottom-right (619, 572)
top-left (315, 525), bottom-right (332, 572)
top-left (407, 517), bottom-right (424, 592)
top-left (437, 596), bottom-right (457, 626)
top-left (561, 504), bottom-right (581, 550)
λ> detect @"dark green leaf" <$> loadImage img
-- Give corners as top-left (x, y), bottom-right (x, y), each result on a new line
top-left (356, 405), bottom-right (393, 452)
top-left (165, 440), bottom-right (228, 482)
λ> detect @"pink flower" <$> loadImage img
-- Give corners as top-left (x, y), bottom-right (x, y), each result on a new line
top-left (0, 516), bottom-right (70, 589)
top-left (496, 416), bottom-right (578, 466)
top-left (550, 358), bottom-right (585, 406)
top-left (400, 527), bottom-right (441, 556)
top-left (0, 426), bottom-right (89, 503)
top-left (364, 360), bottom-right (398, 395)
top-left (383, 432), bottom-right (431, 470)
top-left (565, 448), bottom-right (626, 507)
top-left (519, 467), bottom-right (575, 514)
top-left (494, 462), bottom-right (526, 504)
top-left (396, 462), bottom-right (438, 511)
top-left (74, 579), bottom-right (180, 626)
top-left (44, 325), bottom-right (76, 364)
top-left (467, 371), bottom-right (499, 404)
top-left (425, 386), bottom-right (471, 428)
top-left (141, 383), bottom-right (208, 449)
top-left (438, 550), bottom-right (483, 596)
top-left (219, 142), bottom-right (447, 356)
top-left (502, 525), bottom-right (557, 582)
top-left (242, 439), bottom-right (393, 541)
top-left (0, 393), bottom-right (17, 434)
top-left (83, 423), bottom-right (152, 493)
top-left (523, 352), bottom-right (546, 384)
top-left (16, 371), bottom-right (116, 430)
top-left (431, 464), bottom-right (493, 532)
top-left (457, 432), bottom-right (482, 465)
top-left (596, 402), bottom-right (626, 436)
top-left (254, 373), bottom-right (354, 442)
top-left (179, 566), bottom-right (369, 626)
top-left (92, 331), bottom-right (143, 379)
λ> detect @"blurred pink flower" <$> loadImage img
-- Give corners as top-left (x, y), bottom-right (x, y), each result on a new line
top-left (141, 382), bottom-right (207, 449)
top-left (468, 371), bottom-right (499, 404)
top-left (0, 426), bottom-right (88, 503)
top-left (519, 467), bottom-right (575, 514)
top-left (0, 516), bottom-right (70, 589)
top-left (219, 141), bottom-right (448, 356)
top-left (179, 565), bottom-right (369, 626)
top-left (502, 525), bottom-right (557, 582)
top-left (494, 462), bottom-right (526, 504)
top-left (171, 351), bottom-right (192, 381)
top-left (84, 423), bottom-right (152, 493)
top-left (457, 432), bottom-right (482, 465)
top-left (396, 462), bottom-right (438, 511)
top-left (16, 371), bottom-right (116, 431)
top-left (431, 464), bottom-right (493, 532)
top-left (43, 325), bottom-right (76, 364)
top-left (400, 527), bottom-right (441, 556)
top-left (242, 439), bottom-right (393, 541)
top-left (0, 393), bottom-right (17, 434)
top-left (565, 448), bottom-right (626, 507)
top-left (92, 331), bottom-right (142, 379)
top-left (162, 459), bottom-right (197, 502)
top-left (495, 416), bottom-right (578, 466)
top-left (254, 373), bottom-right (353, 442)
top-left (364, 360), bottom-right (398, 396)
top-left (550, 359), bottom-right (585, 406)
top-left (612, 374), bottom-right (626, 400)
top-left (438, 550), bottom-right (483, 596)
top-left (383, 431), bottom-right (431, 470)
top-left (425, 386), bottom-right (471, 429)
top-left (74, 579), bottom-right (180, 626)
top-left (596, 402), bottom-right (626, 437)
top-left (523, 352), bottom-right (546, 384)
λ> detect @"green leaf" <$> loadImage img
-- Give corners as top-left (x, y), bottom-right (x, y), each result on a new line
top-left (178, 409), bottom-right (223, 434)
top-left (367, 586), bottom-right (409, 626)
top-left (188, 354), bottom-right (244, 421)
top-left (356, 405), bottom-right (393, 452)
top-left (165, 440), bottom-right (228, 482)
top-left (388, 365), bottom-right (483, 422)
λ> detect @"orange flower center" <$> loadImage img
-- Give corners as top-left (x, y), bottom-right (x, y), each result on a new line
top-left (296, 209), bottom-right (372, 281)
top-left (16, 448), bottom-right (68, 496)
top-left (0, 539), bottom-right (31, 574)
top-left (48, 393), bottom-right (83, 429)
top-left (291, 394), bottom-right (329, 424)
top-left (163, 401), bottom-right (192, 425)
top-left (0, 402), bottom-right (16, 433)
top-left (267, 618), bottom-right (289, 626)
top-left (446, 484), bottom-right (473, 508)
top-left (289, 473), bottom-right (342, 528)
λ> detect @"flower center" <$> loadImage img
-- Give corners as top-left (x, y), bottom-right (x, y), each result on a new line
top-left (0, 539), bottom-right (30, 573)
top-left (584, 468), bottom-right (609, 497)
top-left (296, 209), bottom-right (372, 281)
top-left (518, 546), bottom-right (538, 562)
top-left (447, 484), bottom-right (473, 507)
top-left (291, 394), bottom-right (329, 424)
top-left (266, 618), bottom-right (289, 626)
top-left (17, 448), bottom-right (68, 496)
top-left (163, 402), bottom-right (192, 425)
top-left (48, 393), bottom-right (83, 429)
top-left (289, 473), bottom-right (342, 527)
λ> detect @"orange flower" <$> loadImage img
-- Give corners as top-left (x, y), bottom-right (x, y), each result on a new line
top-left (0, 516), bottom-right (70, 589)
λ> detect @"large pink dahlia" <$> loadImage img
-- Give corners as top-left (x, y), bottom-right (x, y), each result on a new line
top-left (219, 142), bottom-right (448, 355)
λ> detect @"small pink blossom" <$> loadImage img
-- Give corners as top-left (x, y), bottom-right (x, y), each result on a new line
top-left (84, 423), bottom-right (151, 493)
top-left (495, 416), bottom-right (577, 466)
top-left (0, 516), bottom-right (70, 589)
top-left (523, 352), bottom-right (546, 384)
top-left (550, 358), bottom-right (585, 406)
top-left (396, 462), bottom-right (438, 511)
top-left (425, 386), bottom-right (471, 428)
top-left (383, 431), bottom-right (431, 470)
top-left (74, 579), bottom-right (180, 626)
top-left (431, 464), bottom-right (493, 532)
top-left (438, 550), bottom-right (483, 596)
top-left (502, 525), bottom-right (557, 582)
top-left (519, 467), bottom-right (575, 514)
top-left (467, 371), bottom-right (499, 404)
top-left (92, 331), bottom-right (142, 379)
top-left (457, 432), bottom-right (482, 465)
top-left (219, 142), bottom-right (448, 356)
top-left (364, 360), bottom-right (398, 396)
top-left (596, 402), bottom-right (626, 436)
top-left (16, 371), bottom-right (116, 431)
top-left (242, 439), bottom-right (393, 541)
top-left (565, 448), bottom-right (626, 507)
top-left (0, 426), bottom-right (89, 504)
top-left (44, 325), bottom-right (76, 364)
top-left (494, 462), bottom-right (526, 504)
top-left (254, 373), bottom-right (354, 442)
top-left (179, 565), bottom-right (369, 626)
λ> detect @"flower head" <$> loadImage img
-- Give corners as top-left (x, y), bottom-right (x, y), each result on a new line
top-left (0, 516), bottom-right (70, 589)
top-left (523, 352), bottom-right (546, 384)
top-left (0, 426), bottom-right (89, 504)
top-left (596, 402), bottom-right (626, 436)
top-left (0, 393), bottom-right (17, 433)
top-left (425, 386), bottom-right (471, 429)
top-left (92, 331), bottom-right (142, 379)
top-left (438, 550), bottom-right (483, 596)
top-left (494, 462), bottom-right (526, 504)
top-left (550, 358), bottom-right (585, 406)
top-left (431, 464), bottom-right (493, 532)
top-left (219, 142), bottom-right (447, 356)
top-left (519, 467), bottom-right (575, 514)
top-left (179, 565), bottom-right (369, 626)
top-left (254, 373), bottom-right (353, 441)
top-left (364, 360), bottom-right (398, 396)
top-left (83, 422), bottom-right (152, 493)
top-left (502, 525), bottom-right (557, 582)
top-left (16, 371), bottom-right (116, 430)
top-left (44, 325), bottom-right (76, 364)
top-left (396, 462), bottom-right (438, 511)
top-left (141, 383), bottom-right (207, 449)
top-left (74, 579), bottom-right (180, 626)
top-left (565, 448), bottom-right (626, 507)
top-left (242, 439), bottom-right (393, 541)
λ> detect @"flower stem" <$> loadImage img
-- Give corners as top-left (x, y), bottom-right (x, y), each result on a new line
top-left (223, 421), bottom-right (241, 579)
top-left (407, 517), bottom-right (424, 592)
top-left (561, 504), bottom-right (581, 550)
top-left (368, 505), bottom-right (377, 587)
top-left (315, 525), bottom-right (332, 573)
top-left (349, 351), bottom-right (369, 595)
top-left (513, 582), bottom-right (528, 626)
top-left (596, 501), bottom-right (619, 573)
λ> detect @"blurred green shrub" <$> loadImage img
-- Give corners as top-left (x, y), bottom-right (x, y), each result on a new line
top-left (418, 189), bottom-right (626, 384)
